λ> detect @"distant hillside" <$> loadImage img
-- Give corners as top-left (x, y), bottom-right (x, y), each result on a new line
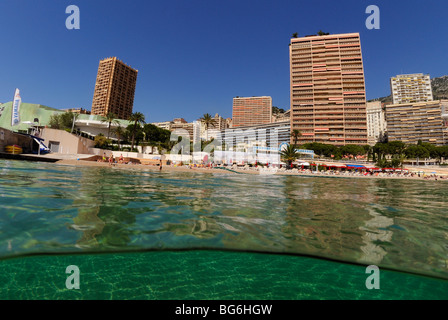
top-left (368, 75), bottom-right (448, 103)
top-left (431, 75), bottom-right (448, 100)
top-left (368, 95), bottom-right (393, 104)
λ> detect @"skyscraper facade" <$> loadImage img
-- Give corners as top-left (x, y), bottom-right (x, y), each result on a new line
top-left (386, 100), bottom-right (448, 146)
top-left (390, 73), bottom-right (433, 105)
top-left (366, 101), bottom-right (387, 145)
top-left (91, 57), bottom-right (138, 120)
top-left (289, 33), bottom-right (368, 145)
top-left (232, 96), bottom-right (272, 127)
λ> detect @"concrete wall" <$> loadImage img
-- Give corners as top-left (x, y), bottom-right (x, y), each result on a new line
top-left (40, 128), bottom-right (95, 155)
top-left (0, 127), bottom-right (34, 153)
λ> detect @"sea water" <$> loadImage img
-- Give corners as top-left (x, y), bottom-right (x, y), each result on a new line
top-left (0, 159), bottom-right (447, 299)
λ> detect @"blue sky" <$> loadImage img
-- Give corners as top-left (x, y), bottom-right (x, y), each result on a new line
top-left (0, 0), bottom-right (447, 122)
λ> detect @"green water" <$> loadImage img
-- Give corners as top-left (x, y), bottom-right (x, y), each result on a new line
top-left (0, 159), bottom-right (448, 299)
top-left (2, 250), bottom-right (448, 300)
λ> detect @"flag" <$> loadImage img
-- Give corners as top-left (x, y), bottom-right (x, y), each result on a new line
top-left (11, 88), bottom-right (21, 127)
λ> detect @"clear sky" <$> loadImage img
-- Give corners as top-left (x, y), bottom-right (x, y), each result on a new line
top-left (0, 0), bottom-right (447, 123)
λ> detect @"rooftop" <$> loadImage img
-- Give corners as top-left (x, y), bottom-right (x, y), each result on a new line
top-left (0, 101), bottom-right (132, 132)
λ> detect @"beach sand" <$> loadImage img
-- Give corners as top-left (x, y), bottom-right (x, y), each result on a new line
top-left (55, 159), bottom-right (234, 174)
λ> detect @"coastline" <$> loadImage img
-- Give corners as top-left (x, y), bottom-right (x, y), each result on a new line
top-left (55, 159), bottom-right (448, 181)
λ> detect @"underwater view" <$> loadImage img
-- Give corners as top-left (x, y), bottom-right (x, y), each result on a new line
top-left (1, 159), bottom-right (448, 300)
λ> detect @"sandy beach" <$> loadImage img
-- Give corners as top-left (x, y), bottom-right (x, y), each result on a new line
top-left (56, 159), bottom-right (231, 174)
top-left (55, 159), bottom-right (448, 181)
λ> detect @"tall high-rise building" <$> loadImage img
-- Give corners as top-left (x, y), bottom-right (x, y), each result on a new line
top-left (390, 73), bottom-right (433, 105)
top-left (232, 96), bottom-right (272, 127)
top-left (91, 57), bottom-right (138, 120)
top-left (289, 32), bottom-right (368, 145)
top-left (366, 101), bottom-right (387, 145)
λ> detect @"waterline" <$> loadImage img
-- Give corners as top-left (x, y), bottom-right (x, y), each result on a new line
top-left (1, 159), bottom-right (448, 281)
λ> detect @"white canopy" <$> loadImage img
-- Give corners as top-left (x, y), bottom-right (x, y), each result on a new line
top-left (293, 161), bottom-right (310, 166)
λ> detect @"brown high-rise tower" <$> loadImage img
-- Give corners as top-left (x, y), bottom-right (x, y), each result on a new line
top-left (91, 57), bottom-right (138, 120)
top-left (232, 96), bottom-right (272, 127)
top-left (289, 33), bottom-right (368, 145)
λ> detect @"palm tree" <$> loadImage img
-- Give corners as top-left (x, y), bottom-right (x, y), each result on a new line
top-left (280, 144), bottom-right (300, 168)
top-left (317, 30), bottom-right (330, 36)
top-left (112, 125), bottom-right (126, 151)
top-left (291, 129), bottom-right (302, 146)
top-left (292, 32), bottom-right (298, 38)
top-left (199, 113), bottom-right (215, 141)
top-left (101, 112), bottom-right (119, 140)
top-left (399, 153), bottom-right (406, 171)
top-left (129, 112), bottom-right (146, 151)
top-left (363, 145), bottom-right (373, 162)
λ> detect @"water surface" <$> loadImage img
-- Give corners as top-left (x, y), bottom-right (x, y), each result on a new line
top-left (1, 159), bottom-right (447, 299)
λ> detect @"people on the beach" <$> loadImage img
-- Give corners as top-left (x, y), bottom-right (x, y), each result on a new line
top-left (208, 163), bottom-right (447, 180)
top-left (119, 154), bottom-right (124, 164)
top-left (159, 159), bottom-right (163, 171)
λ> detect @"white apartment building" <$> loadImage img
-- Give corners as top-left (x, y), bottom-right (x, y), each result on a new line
top-left (152, 121), bottom-right (173, 131)
top-left (390, 73), bottom-right (433, 105)
top-left (198, 113), bottom-right (228, 141)
top-left (366, 101), bottom-right (387, 145)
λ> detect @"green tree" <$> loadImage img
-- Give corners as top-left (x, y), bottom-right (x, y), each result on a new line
top-left (363, 145), bottom-right (372, 161)
top-left (292, 32), bottom-right (298, 38)
top-left (291, 129), bottom-right (302, 146)
top-left (391, 158), bottom-right (401, 168)
top-left (272, 106), bottom-right (286, 114)
top-left (48, 112), bottom-right (77, 131)
top-left (405, 145), bottom-right (430, 165)
top-left (376, 158), bottom-right (392, 169)
top-left (373, 142), bottom-right (388, 161)
top-left (101, 113), bottom-right (119, 140)
top-left (420, 142), bottom-right (438, 159)
top-left (301, 142), bottom-right (326, 158)
top-left (128, 112), bottom-right (146, 151)
top-left (437, 146), bottom-right (448, 160)
top-left (317, 30), bottom-right (330, 36)
top-left (142, 123), bottom-right (172, 151)
top-left (143, 123), bottom-right (160, 142)
top-left (399, 153), bottom-right (407, 170)
top-left (388, 141), bottom-right (406, 157)
top-left (199, 113), bottom-right (215, 141)
top-left (280, 144), bottom-right (300, 167)
top-left (48, 113), bottom-right (63, 129)
top-left (341, 144), bottom-right (364, 158)
top-left (94, 133), bottom-right (108, 149)
top-left (127, 123), bottom-right (144, 152)
top-left (111, 125), bottom-right (126, 151)
top-left (60, 112), bottom-right (76, 129)
top-left (388, 141), bottom-right (406, 169)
